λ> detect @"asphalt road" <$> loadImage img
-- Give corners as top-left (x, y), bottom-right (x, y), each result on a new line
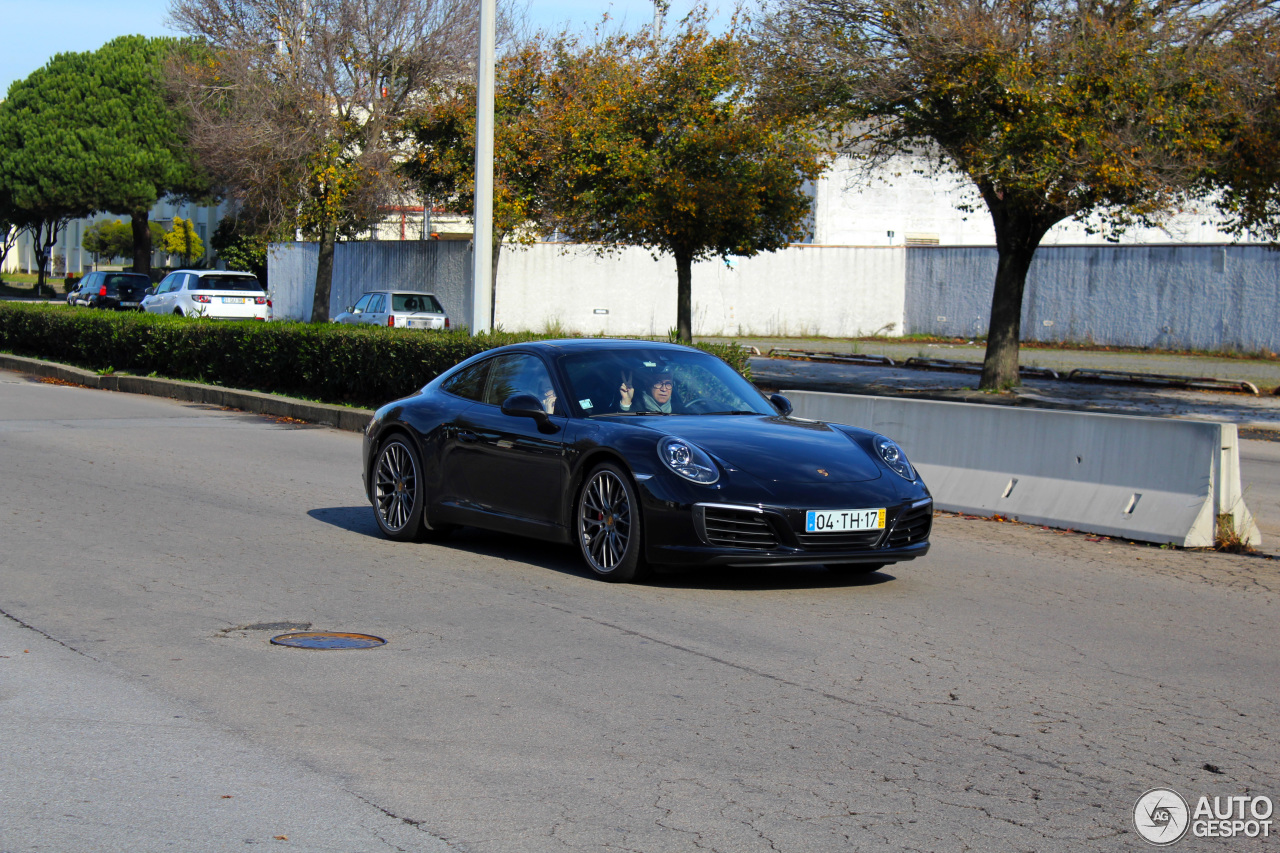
top-left (1239, 440), bottom-right (1280, 548)
top-left (1, 373), bottom-right (1277, 852)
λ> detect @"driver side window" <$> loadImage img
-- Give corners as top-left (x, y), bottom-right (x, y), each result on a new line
top-left (351, 294), bottom-right (372, 314)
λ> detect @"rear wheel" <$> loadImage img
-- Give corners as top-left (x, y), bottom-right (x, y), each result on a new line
top-left (576, 463), bottom-right (647, 582)
top-left (825, 563), bottom-right (886, 577)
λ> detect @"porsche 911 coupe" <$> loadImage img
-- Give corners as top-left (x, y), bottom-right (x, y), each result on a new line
top-left (362, 339), bottom-right (932, 582)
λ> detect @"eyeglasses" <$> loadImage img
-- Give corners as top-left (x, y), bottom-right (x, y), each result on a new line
top-left (651, 380), bottom-right (673, 389)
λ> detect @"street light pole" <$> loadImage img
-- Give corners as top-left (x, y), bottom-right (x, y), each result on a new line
top-left (653, 0), bottom-right (669, 36)
top-left (471, 0), bottom-right (497, 334)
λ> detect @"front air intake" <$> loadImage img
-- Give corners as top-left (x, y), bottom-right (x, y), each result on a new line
top-left (699, 506), bottom-right (779, 550)
top-left (886, 504), bottom-right (933, 547)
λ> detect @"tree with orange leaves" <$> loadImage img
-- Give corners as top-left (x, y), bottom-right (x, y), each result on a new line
top-left (406, 15), bottom-right (826, 342)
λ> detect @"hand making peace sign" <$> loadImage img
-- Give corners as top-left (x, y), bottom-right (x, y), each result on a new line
top-left (619, 370), bottom-right (635, 407)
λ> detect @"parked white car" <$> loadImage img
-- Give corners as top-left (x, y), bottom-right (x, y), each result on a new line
top-left (332, 290), bottom-right (450, 330)
top-left (142, 270), bottom-right (269, 320)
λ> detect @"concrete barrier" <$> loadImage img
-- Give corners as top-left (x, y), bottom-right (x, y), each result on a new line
top-left (784, 390), bottom-right (1261, 548)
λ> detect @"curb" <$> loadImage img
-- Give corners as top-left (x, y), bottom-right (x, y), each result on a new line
top-left (0, 354), bottom-right (374, 433)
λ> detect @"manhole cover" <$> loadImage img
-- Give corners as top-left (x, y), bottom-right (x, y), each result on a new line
top-left (270, 632), bottom-right (386, 650)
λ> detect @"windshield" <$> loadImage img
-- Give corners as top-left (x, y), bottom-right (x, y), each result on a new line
top-left (391, 293), bottom-right (443, 313)
top-left (192, 275), bottom-right (263, 292)
top-left (558, 348), bottom-right (776, 417)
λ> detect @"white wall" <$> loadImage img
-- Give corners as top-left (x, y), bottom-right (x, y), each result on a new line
top-left (267, 240), bottom-right (474, 323)
top-left (814, 154), bottom-right (1243, 247)
top-left (494, 243), bottom-right (906, 338)
top-left (906, 244), bottom-right (1280, 351)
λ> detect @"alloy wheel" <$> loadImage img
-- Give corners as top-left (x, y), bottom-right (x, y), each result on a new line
top-left (375, 440), bottom-right (418, 533)
top-left (579, 469), bottom-right (632, 573)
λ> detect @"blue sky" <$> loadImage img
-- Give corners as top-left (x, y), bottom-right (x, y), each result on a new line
top-left (0, 0), bottom-right (731, 97)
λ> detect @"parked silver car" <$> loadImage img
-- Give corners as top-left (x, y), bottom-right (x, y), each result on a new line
top-left (142, 270), bottom-right (269, 320)
top-left (332, 290), bottom-right (450, 330)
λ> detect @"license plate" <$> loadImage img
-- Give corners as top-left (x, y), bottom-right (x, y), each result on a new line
top-left (222, 297), bottom-right (245, 304)
top-left (121, 301), bottom-right (138, 308)
top-left (805, 508), bottom-right (885, 533)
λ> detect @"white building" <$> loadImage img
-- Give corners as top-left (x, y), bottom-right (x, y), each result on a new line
top-left (808, 154), bottom-right (1240, 247)
top-left (2, 198), bottom-right (231, 277)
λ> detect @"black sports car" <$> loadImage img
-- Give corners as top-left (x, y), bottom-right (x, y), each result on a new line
top-left (362, 339), bottom-right (932, 582)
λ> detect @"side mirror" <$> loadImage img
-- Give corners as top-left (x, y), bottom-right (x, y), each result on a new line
top-left (502, 393), bottom-right (557, 431)
top-left (347, 306), bottom-right (357, 314)
top-left (769, 393), bottom-right (793, 416)
top-left (145, 287), bottom-right (156, 296)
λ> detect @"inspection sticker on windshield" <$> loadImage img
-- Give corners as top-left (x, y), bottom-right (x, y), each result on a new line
top-left (805, 508), bottom-right (885, 533)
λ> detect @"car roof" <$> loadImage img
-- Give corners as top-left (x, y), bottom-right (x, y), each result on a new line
top-left (436, 338), bottom-right (709, 384)
top-left (361, 290), bottom-right (440, 297)
top-left (172, 269), bottom-right (258, 277)
top-left (496, 339), bottom-right (703, 355)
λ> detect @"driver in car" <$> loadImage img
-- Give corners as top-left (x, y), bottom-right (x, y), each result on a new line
top-left (619, 366), bottom-right (677, 413)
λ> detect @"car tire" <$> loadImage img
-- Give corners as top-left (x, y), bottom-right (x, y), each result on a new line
top-left (173, 308), bottom-right (183, 316)
top-left (825, 563), bottom-right (886, 577)
top-left (576, 462), bottom-right (648, 582)
top-left (372, 435), bottom-right (429, 542)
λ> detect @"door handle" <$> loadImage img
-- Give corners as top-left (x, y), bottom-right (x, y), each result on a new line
top-left (457, 430), bottom-right (479, 443)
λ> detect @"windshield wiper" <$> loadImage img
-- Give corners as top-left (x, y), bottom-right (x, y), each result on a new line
top-left (703, 410), bottom-right (761, 415)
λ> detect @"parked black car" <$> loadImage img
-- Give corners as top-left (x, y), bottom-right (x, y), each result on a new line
top-left (70, 271), bottom-right (151, 311)
top-left (362, 339), bottom-right (932, 582)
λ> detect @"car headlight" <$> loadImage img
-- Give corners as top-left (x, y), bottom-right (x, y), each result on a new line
top-left (658, 436), bottom-right (720, 484)
top-left (874, 435), bottom-right (916, 481)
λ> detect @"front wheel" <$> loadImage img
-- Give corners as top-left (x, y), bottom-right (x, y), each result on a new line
top-left (576, 463), bottom-right (647, 582)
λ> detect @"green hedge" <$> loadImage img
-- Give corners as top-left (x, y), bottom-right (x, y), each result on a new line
top-left (0, 304), bottom-right (752, 409)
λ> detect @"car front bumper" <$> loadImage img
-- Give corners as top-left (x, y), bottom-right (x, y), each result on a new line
top-left (637, 477), bottom-right (933, 568)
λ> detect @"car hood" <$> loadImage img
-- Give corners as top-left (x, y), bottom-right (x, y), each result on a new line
top-left (638, 415), bottom-right (883, 484)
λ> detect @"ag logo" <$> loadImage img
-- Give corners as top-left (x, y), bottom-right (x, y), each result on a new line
top-left (1134, 788), bottom-right (1191, 845)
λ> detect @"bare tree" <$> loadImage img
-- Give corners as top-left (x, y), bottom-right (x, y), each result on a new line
top-left (167, 0), bottom-right (483, 321)
top-left (756, 0), bottom-right (1278, 389)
